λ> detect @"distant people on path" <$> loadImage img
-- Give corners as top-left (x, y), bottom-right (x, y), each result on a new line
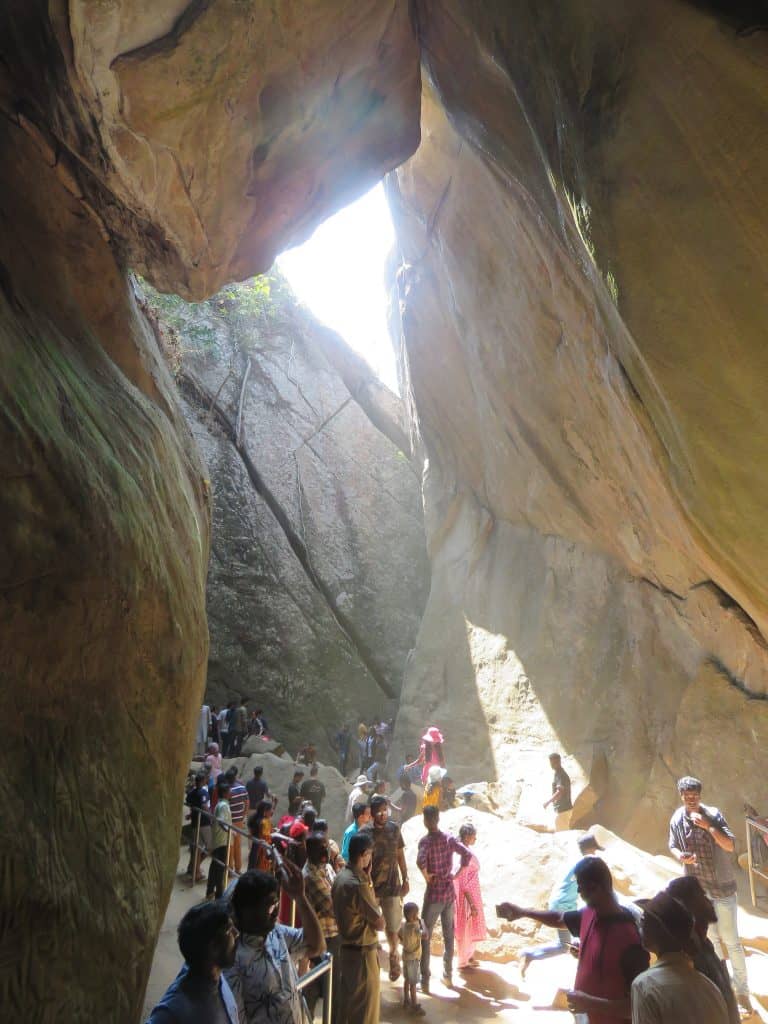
top-left (207, 781), bottom-right (232, 900)
top-left (226, 865), bottom-right (325, 1024)
top-left (632, 890), bottom-right (728, 1024)
top-left (186, 772), bottom-right (212, 883)
top-left (361, 794), bottom-right (409, 981)
top-left (145, 900), bottom-right (239, 1023)
top-left (206, 743), bottom-right (223, 785)
top-left (246, 766), bottom-right (270, 809)
top-left (248, 709), bottom-right (266, 737)
top-left (498, 856), bottom-right (649, 1022)
top-left (422, 765), bottom-right (445, 809)
top-left (197, 705), bottom-right (212, 757)
top-left (520, 832), bottom-right (604, 975)
top-left (666, 876), bottom-right (739, 1024)
top-left (342, 802), bottom-right (372, 862)
top-left (416, 804), bottom-right (471, 991)
top-left (668, 775), bottom-right (751, 1014)
top-left (453, 822), bottom-right (487, 971)
top-left (346, 774), bottom-right (372, 823)
top-left (396, 773), bottom-right (417, 824)
top-left (399, 902), bottom-right (428, 1015)
top-left (210, 705), bottom-right (221, 746)
top-left (231, 699), bottom-right (248, 757)
top-left (287, 769), bottom-right (304, 815)
top-left (248, 800), bottom-right (275, 873)
top-left (332, 832), bottom-right (385, 1024)
top-left (543, 752), bottom-right (572, 830)
top-left (405, 726), bottom-right (445, 786)
top-left (226, 766), bottom-right (249, 876)
top-left (219, 704), bottom-right (232, 757)
top-left (333, 724), bottom-right (351, 776)
top-left (299, 764), bottom-right (326, 815)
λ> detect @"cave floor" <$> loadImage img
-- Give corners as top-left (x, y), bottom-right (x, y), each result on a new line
top-left (144, 848), bottom-right (572, 1022)
top-left (144, 847), bottom-right (768, 1022)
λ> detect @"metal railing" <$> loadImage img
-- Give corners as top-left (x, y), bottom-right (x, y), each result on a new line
top-left (745, 814), bottom-right (768, 907)
top-left (188, 804), bottom-right (331, 1011)
top-left (297, 954), bottom-right (334, 1024)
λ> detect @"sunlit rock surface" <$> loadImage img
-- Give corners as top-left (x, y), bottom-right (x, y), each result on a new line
top-left (1, 2), bottom-right (420, 1017)
top-left (389, 2), bottom-right (768, 842)
top-left (146, 279), bottom-right (428, 749)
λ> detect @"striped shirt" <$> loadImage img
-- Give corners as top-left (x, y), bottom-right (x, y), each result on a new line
top-left (228, 781), bottom-right (249, 824)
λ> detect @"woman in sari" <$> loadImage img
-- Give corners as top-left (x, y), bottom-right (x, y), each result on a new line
top-left (247, 799), bottom-right (274, 872)
top-left (453, 822), bottom-right (487, 971)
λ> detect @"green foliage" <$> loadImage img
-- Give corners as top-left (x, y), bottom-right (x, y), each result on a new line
top-left (137, 268), bottom-right (298, 363)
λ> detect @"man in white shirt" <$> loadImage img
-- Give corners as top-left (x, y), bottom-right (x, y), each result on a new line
top-left (632, 891), bottom-right (728, 1024)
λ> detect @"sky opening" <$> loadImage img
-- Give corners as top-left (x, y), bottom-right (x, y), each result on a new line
top-left (277, 183), bottom-right (399, 392)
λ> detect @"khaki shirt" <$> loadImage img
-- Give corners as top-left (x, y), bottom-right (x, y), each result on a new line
top-left (331, 866), bottom-right (381, 946)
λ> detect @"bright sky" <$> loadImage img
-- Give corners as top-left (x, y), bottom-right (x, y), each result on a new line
top-left (277, 183), bottom-right (399, 392)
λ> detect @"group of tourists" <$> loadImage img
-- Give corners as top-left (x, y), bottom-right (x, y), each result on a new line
top-left (197, 702), bottom-right (269, 759)
top-left (505, 772), bottom-right (753, 1023)
top-left (152, 720), bottom-right (757, 1024)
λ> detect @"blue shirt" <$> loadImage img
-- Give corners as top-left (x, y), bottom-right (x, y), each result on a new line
top-left (549, 861), bottom-right (579, 913)
top-left (146, 964), bottom-right (238, 1023)
top-left (341, 822), bottom-right (358, 862)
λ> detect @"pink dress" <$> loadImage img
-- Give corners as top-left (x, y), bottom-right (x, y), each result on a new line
top-left (454, 853), bottom-right (487, 967)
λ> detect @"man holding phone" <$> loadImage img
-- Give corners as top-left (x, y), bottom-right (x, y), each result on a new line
top-left (668, 776), bottom-right (751, 1014)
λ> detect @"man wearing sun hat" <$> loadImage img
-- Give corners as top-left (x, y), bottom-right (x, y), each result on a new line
top-left (632, 890), bottom-right (728, 1023)
top-left (346, 774), bottom-right (372, 824)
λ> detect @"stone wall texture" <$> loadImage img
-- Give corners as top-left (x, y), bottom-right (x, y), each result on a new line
top-left (5, 1), bottom-right (768, 1019)
top-left (388, 2), bottom-right (768, 844)
top-left (158, 282), bottom-right (428, 753)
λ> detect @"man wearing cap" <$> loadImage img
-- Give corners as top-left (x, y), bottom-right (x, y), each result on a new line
top-left (346, 774), bottom-right (372, 824)
top-left (499, 856), bottom-right (648, 1022)
top-left (361, 794), bottom-right (409, 981)
top-left (668, 776), bottom-right (751, 1013)
top-left (519, 832), bottom-right (604, 976)
top-left (632, 890), bottom-right (728, 1023)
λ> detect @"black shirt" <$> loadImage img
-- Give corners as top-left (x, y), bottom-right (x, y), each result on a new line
top-left (246, 777), bottom-right (268, 807)
top-left (552, 767), bottom-right (572, 812)
top-left (299, 778), bottom-right (326, 813)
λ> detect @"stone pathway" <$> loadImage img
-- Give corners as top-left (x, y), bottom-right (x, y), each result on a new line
top-left (143, 848), bottom-right (768, 1023)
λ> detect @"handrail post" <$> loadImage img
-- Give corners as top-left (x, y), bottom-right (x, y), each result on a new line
top-left (224, 826), bottom-right (231, 892)
top-left (192, 812), bottom-right (202, 885)
top-left (323, 953), bottom-right (333, 1024)
top-left (747, 817), bottom-right (757, 909)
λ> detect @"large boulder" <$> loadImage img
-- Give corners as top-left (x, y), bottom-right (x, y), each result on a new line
top-left (146, 275), bottom-right (429, 751)
top-left (389, 3), bottom-right (768, 844)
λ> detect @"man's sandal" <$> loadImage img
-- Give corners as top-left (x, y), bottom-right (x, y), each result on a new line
top-left (389, 952), bottom-right (401, 981)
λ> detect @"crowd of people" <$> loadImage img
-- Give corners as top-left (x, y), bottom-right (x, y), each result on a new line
top-left (197, 701), bottom-right (269, 759)
top-left (150, 722), bottom-right (760, 1024)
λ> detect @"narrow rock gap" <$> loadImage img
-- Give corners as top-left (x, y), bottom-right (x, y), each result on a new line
top-left (178, 369), bottom-right (397, 700)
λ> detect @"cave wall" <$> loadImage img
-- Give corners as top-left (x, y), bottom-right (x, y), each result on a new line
top-left (389, 2), bottom-right (768, 844)
top-left (1, 2), bottom-right (421, 1018)
top-left (0, 121), bottom-right (210, 1021)
top-left (148, 281), bottom-right (428, 752)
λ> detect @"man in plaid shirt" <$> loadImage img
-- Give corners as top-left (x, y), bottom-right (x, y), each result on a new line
top-left (303, 835), bottom-right (339, 1022)
top-left (668, 775), bottom-right (751, 1014)
top-left (416, 805), bottom-right (471, 990)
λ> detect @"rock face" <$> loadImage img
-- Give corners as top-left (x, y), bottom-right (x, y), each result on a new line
top-left (1, 4), bottom-right (420, 1020)
top-left (0, 123), bottom-right (210, 1021)
top-left (388, 3), bottom-right (768, 846)
top-left (146, 277), bottom-right (428, 754)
